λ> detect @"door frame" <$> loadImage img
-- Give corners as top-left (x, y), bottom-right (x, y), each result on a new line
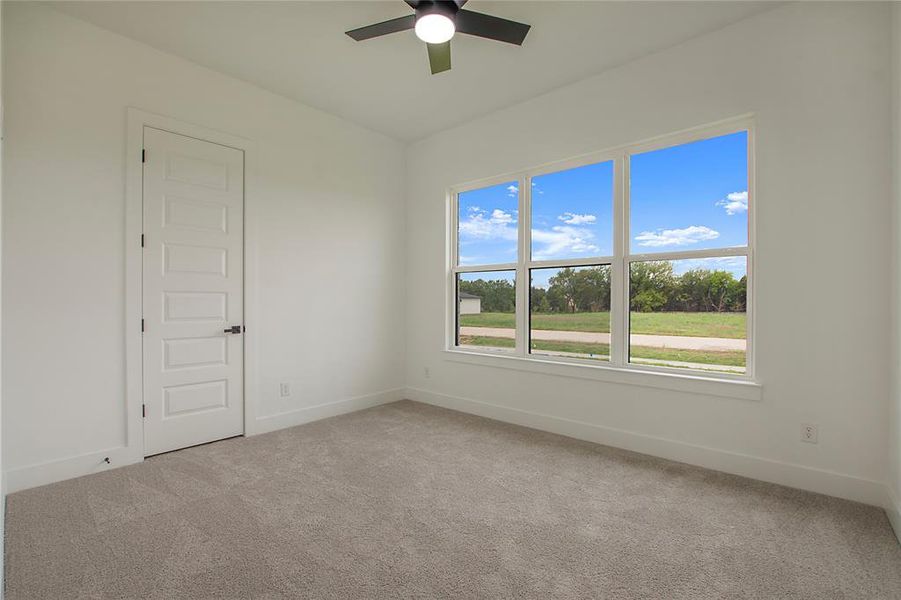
top-left (125, 107), bottom-right (258, 461)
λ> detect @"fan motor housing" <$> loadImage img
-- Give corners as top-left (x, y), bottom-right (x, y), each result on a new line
top-left (415, 1), bottom-right (461, 23)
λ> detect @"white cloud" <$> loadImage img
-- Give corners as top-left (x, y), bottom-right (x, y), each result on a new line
top-left (461, 205), bottom-right (599, 261)
top-left (558, 212), bottom-right (597, 225)
top-left (491, 208), bottom-right (514, 224)
top-left (634, 225), bottom-right (720, 248)
top-left (459, 207), bottom-right (518, 241)
top-left (716, 190), bottom-right (748, 215)
top-left (532, 226), bottom-right (599, 260)
top-left (506, 184), bottom-right (518, 197)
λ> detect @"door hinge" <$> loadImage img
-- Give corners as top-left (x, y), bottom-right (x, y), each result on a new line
top-left (140, 234), bottom-right (144, 247)
top-left (142, 149), bottom-right (146, 163)
top-left (141, 318), bottom-right (144, 333)
top-left (142, 404), bottom-right (146, 418)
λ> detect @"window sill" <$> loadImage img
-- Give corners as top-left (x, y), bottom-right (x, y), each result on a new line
top-left (442, 349), bottom-right (762, 402)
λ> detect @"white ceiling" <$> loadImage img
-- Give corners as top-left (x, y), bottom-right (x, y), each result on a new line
top-left (49, 1), bottom-right (778, 141)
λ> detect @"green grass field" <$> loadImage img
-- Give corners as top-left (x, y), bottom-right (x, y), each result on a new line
top-left (460, 311), bottom-right (746, 339)
top-left (459, 335), bottom-right (746, 371)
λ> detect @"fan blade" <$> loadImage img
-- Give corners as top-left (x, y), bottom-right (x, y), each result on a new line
top-left (427, 41), bottom-right (451, 74)
top-left (455, 9), bottom-right (530, 45)
top-left (346, 14), bottom-right (415, 41)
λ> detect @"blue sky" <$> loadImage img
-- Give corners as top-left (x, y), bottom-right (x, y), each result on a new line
top-left (664, 256), bottom-right (746, 278)
top-left (532, 161), bottom-right (613, 261)
top-left (457, 130), bottom-right (748, 284)
top-left (630, 131), bottom-right (748, 253)
top-left (458, 181), bottom-right (519, 265)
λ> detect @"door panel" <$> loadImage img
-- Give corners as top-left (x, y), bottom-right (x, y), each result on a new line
top-left (143, 127), bottom-right (244, 456)
top-left (163, 196), bottom-right (228, 233)
top-left (162, 337), bottom-right (227, 370)
top-left (163, 242), bottom-right (228, 276)
top-left (163, 380), bottom-right (229, 418)
top-left (163, 292), bottom-right (227, 322)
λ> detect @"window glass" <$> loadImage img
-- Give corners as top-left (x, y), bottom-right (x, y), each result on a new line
top-left (531, 161), bottom-right (613, 261)
top-left (629, 257), bottom-right (747, 373)
top-left (456, 271), bottom-right (516, 352)
top-left (630, 132), bottom-right (748, 252)
top-left (458, 182), bottom-right (519, 266)
top-left (451, 125), bottom-right (752, 379)
top-left (530, 265), bottom-right (611, 361)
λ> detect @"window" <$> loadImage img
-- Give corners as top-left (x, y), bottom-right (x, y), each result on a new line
top-left (454, 182), bottom-right (519, 353)
top-left (456, 270), bottom-right (516, 353)
top-left (628, 131), bottom-right (748, 374)
top-left (628, 258), bottom-right (747, 373)
top-left (530, 265), bottom-right (611, 361)
top-left (457, 181), bottom-right (519, 267)
top-left (449, 121), bottom-right (753, 379)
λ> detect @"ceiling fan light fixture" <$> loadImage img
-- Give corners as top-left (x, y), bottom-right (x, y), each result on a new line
top-left (345, 0), bottom-right (531, 75)
top-left (415, 13), bottom-right (455, 44)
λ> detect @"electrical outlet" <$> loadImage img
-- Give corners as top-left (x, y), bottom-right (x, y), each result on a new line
top-left (800, 423), bottom-right (818, 444)
top-left (424, 367), bottom-right (431, 379)
top-left (279, 382), bottom-right (291, 398)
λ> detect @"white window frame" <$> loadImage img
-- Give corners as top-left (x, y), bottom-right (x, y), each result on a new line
top-left (446, 116), bottom-right (757, 392)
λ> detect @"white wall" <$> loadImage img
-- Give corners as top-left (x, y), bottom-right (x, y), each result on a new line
top-left (405, 2), bottom-right (894, 506)
top-left (2, 3), bottom-right (406, 491)
top-left (889, 3), bottom-right (901, 540)
top-left (3, 0), bottom-right (899, 527)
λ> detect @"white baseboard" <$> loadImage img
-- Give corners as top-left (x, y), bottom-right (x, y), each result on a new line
top-left (6, 388), bottom-right (405, 494)
top-left (887, 485), bottom-right (901, 546)
top-left (250, 387), bottom-right (405, 436)
top-left (405, 387), bottom-right (890, 508)
top-left (5, 444), bottom-right (143, 495)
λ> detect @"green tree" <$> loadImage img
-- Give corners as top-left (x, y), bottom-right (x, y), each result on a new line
top-left (573, 266), bottom-right (610, 311)
top-left (459, 277), bottom-right (515, 312)
top-left (548, 267), bottom-right (580, 313)
top-left (629, 261), bottom-right (675, 312)
top-left (538, 296), bottom-right (551, 312)
top-left (665, 266), bottom-right (746, 313)
top-left (632, 289), bottom-right (667, 312)
top-left (530, 286), bottom-right (547, 312)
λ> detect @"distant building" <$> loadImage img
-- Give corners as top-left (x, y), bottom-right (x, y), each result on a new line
top-left (458, 292), bottom-right (481, 315)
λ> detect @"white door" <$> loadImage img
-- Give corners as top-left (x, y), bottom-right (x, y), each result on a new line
top-left (142, 127), bottom-right (245, 456)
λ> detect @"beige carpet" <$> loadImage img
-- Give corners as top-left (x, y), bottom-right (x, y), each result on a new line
top-left (5, 400), bottom-right (901, 599)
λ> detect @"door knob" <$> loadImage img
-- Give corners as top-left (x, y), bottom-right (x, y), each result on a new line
top-left (224, 325), bottom-right (243, 334)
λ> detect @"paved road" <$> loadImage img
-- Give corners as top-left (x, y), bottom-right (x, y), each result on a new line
top-left (458, 326), bottom-right (745, 352)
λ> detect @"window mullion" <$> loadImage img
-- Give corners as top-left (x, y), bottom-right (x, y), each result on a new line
top-left (529, 256), bottom-right (615, 269)
top-left (448, 191), bottom-right (458, 350)
top-left (610, 153), bottom-right (628, 367)
top-left (515, 175), bottom-right (530, 357)
top-left (627, 246), bottom-right (748, 263)
top-left (455, 263), bottom-right (519, 273)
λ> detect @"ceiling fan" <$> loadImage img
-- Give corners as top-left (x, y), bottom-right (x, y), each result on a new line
top-left (345, 1), bottom-right (531, 75)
